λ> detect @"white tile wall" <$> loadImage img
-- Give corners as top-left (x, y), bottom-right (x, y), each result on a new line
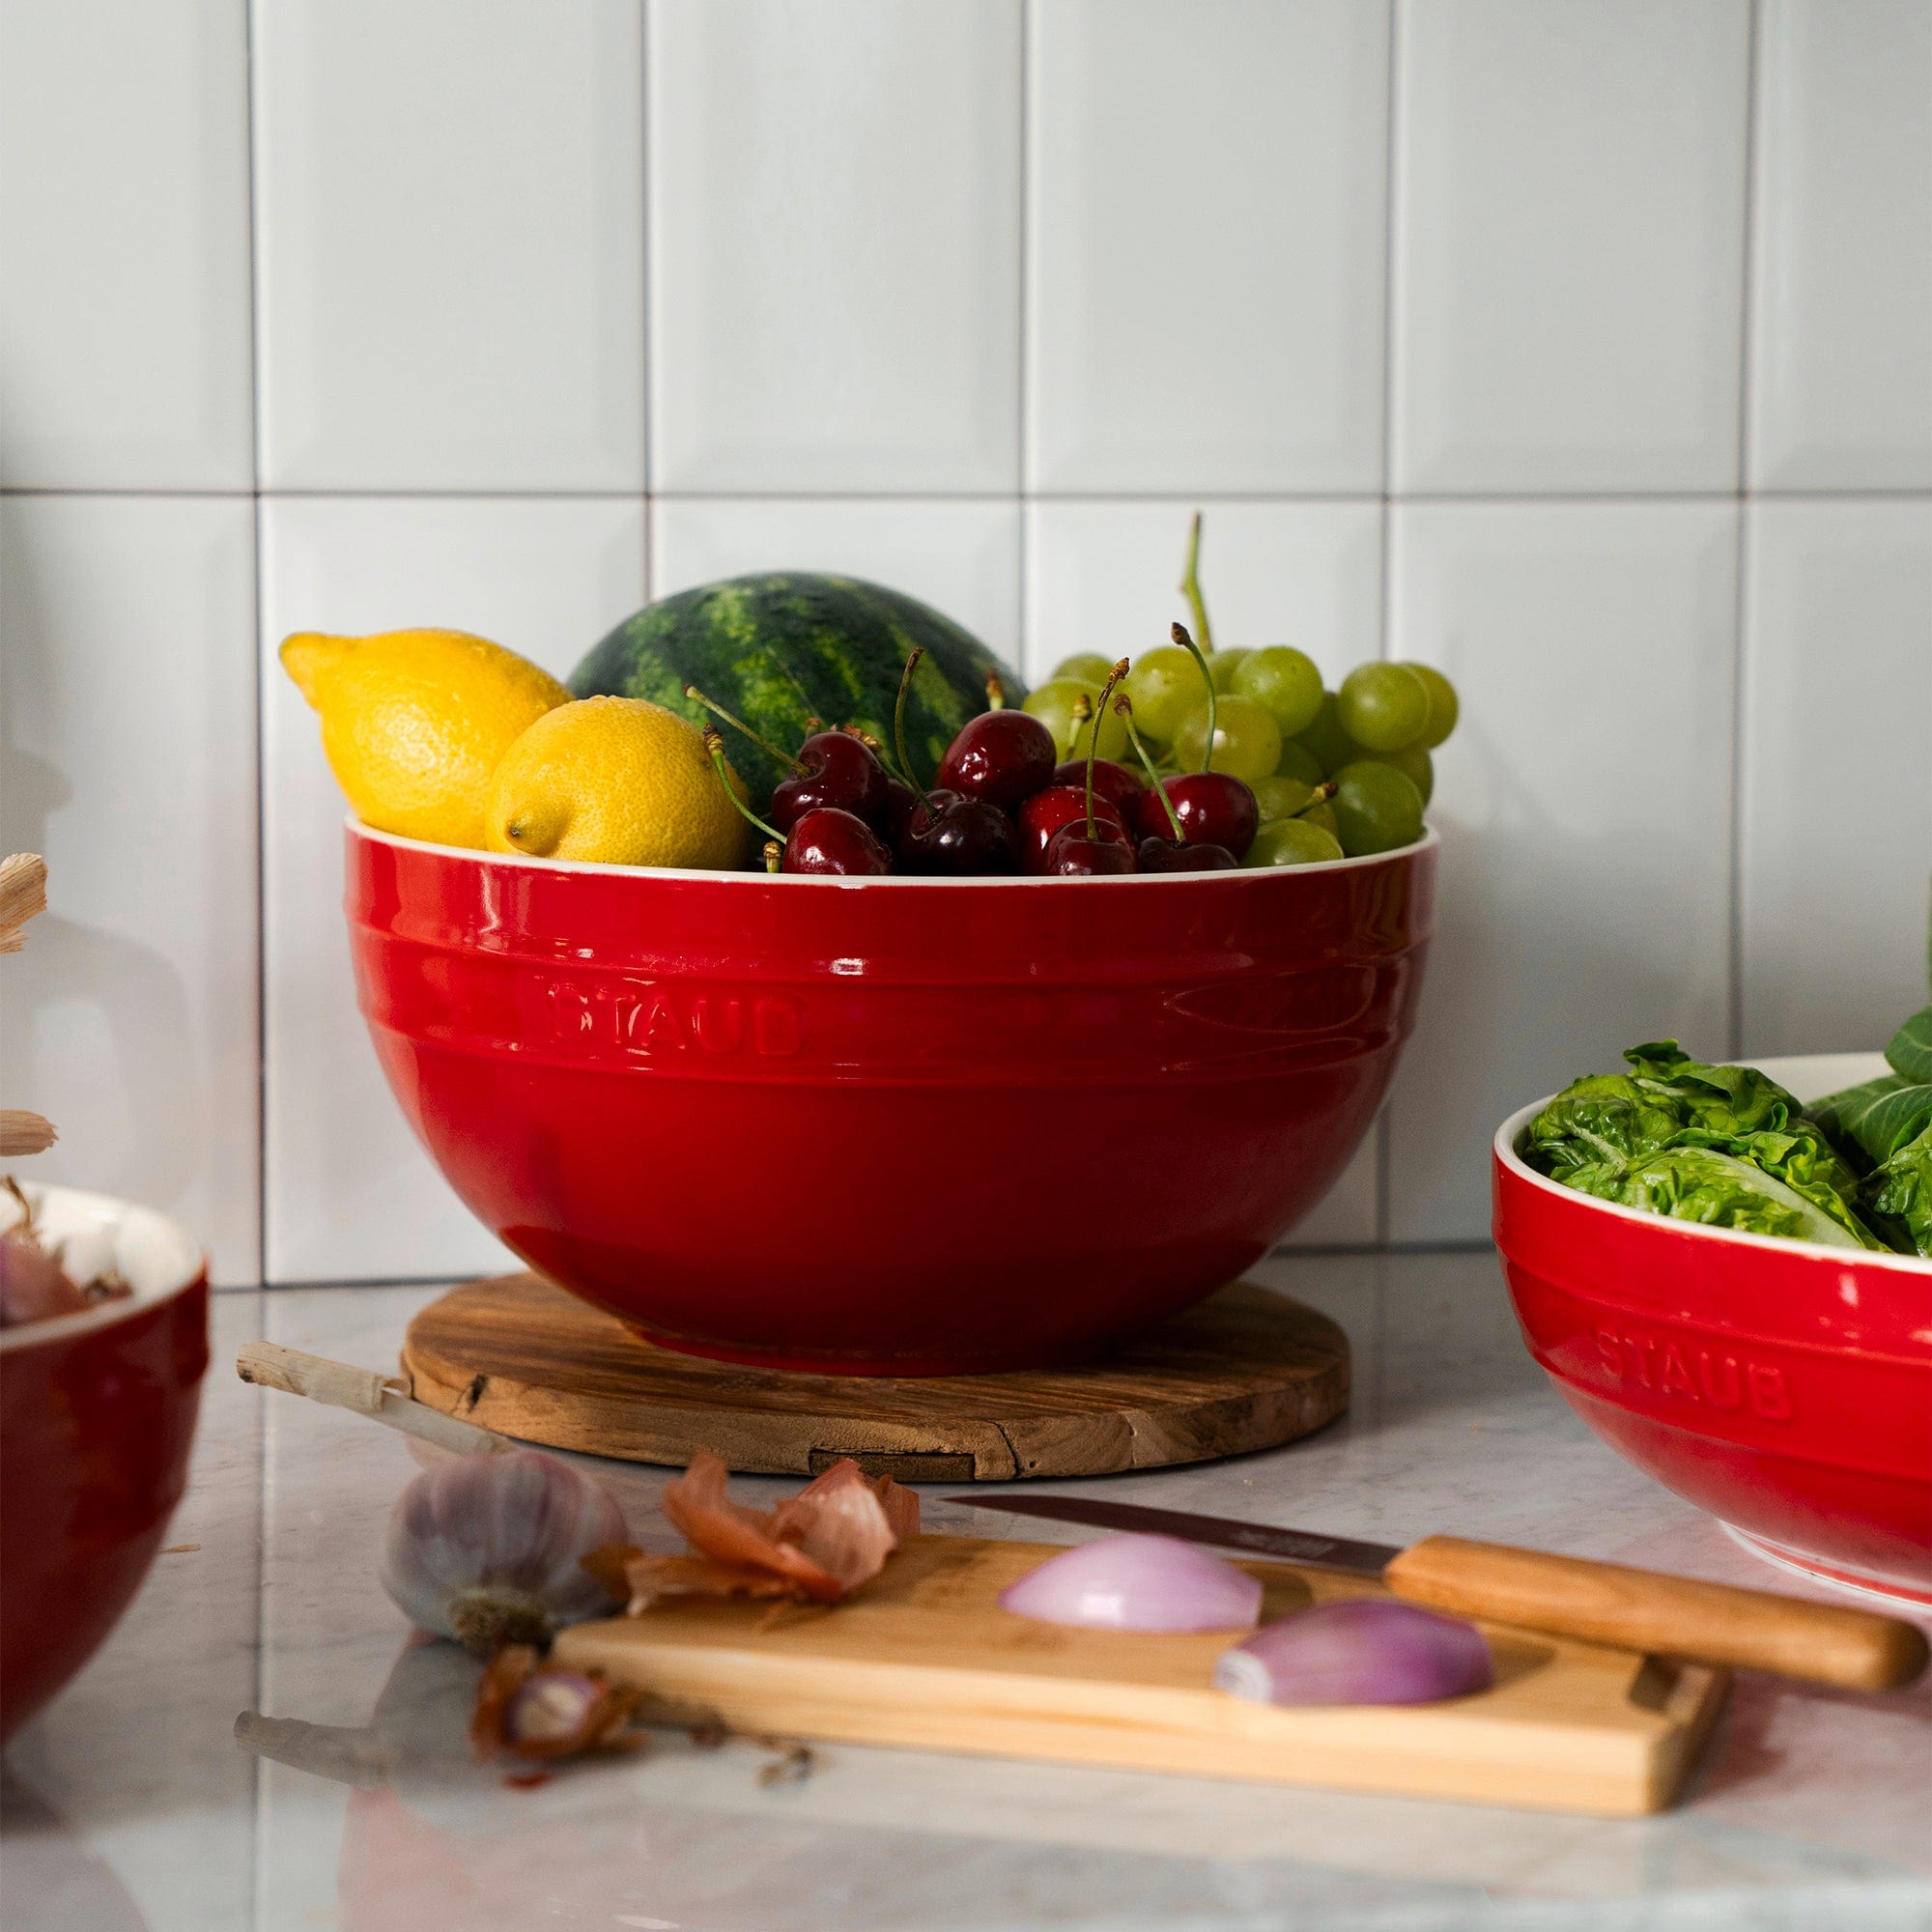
top-left (1739, 497), bottom-right (1932, 1055)
top-left (648, 0), bottom-right (1021, 493)
top-left (258, 497), bottom-right (644, 1283)
top-left (0, 496), bottom-right (261, 1280)
top-left (0, 0), bottom-right (254, 489)
top-left (1027, 0), bottom-right (1389, 495)
top-left (1391, 0), bottom-right (1751, 494)
top-left (653, 498), bottom-right (1022, 666)
top-left (1384, 501), bottom-right (1740, 1244)
top-left (1749, 0), bottom-right (1932, 490)
top-left (2, 0), bottom-right (1926, 1280)
top-left (252, 0), bottom-right (646, 492)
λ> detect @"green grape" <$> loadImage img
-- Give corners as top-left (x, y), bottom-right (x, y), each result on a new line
top-left (1232, 646), bottom-right (1323, 737)
top-left (1253, 776), bottom-right (1338, 835)
top-left (1291, 692), bottom-right (1359, 776)
top-left (1171, 696), bottom-right (1282, 784)
top-left (1207, 648), bottom-right (1251, 694)
top-left (1022, 679), bottom-right (1130, 762)
top-left (1244, 819), bottom-right (1345, 867)
top-left (1051, 651), bottom-right (1115, 685)
top-left (1332, 759), bottom-right (1424, 856)
top-left (1402, 662), bottom-right (1460, 748)
top-left (1272, 739), bottom-right (1324, 785)
top-left (1356, 742), bottom-right (1434, 806)
top-left (1122, 645), bottom-right (1200, 743)
top-left (1337, 663), bottom-right (1430, 752)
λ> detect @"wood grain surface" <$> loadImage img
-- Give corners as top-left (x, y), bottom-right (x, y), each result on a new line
top-left (554, 1533), bottom-right (1730, 1815)
top-left (401, 1272), bottom-right (1350, 1480)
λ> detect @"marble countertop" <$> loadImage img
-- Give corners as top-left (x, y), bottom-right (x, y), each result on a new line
top-left (5, 1250), bottom-right (1929, 1932)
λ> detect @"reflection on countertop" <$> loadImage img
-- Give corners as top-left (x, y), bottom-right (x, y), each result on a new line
top-left (3, 1252), bottom-right (1928, 1932)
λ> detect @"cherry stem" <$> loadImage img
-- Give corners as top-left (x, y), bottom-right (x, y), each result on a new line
top-left (1080, 660), bottom-right (1130, 838)
top-left (985, 672), bottom-right (1008, 711)
top-left (705, 731), bottom-right (782, 844)
top-left (1170, 621), bottom-right (1217, 776)
top-left (892, 647), bottom-right (936, 804)
top-left (1293, 781), bottom-right (1338, 820)
top-left (1116, 695), bottom-right (1184, 839)
top-left (685, 686), bottom-right (806, 774)
top-left (1179, 511), bottom-right (1214, 655)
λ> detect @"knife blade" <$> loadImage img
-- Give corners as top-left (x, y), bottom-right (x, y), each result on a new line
top-left (943, 1492), bottom-right (1929, 1693)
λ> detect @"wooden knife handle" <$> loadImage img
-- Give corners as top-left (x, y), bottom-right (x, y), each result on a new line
top-left (1384, 1535), bottom-right (1928, 1691)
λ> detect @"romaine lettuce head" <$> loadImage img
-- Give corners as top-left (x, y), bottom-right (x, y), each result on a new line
top-left (1554, 1146), bottom-right (1879, 1250)
top-left (1867, 1125), bottom-right (1932, 1257)
top-left (1805, 1004), bottom-right (1932, 1256)
top-left (1525, 1039), bottom-right (1881, 1250)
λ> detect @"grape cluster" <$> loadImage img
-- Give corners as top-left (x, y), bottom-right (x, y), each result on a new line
top-left (1026, 641), bottom-right (1455, 867)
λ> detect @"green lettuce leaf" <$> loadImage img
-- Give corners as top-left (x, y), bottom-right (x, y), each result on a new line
top-left (1554, 1146), bottom-right (1874, 1250)
top-left (1867, 1126), bottom-right (1932, 1256)
top-left (1805, 1004), bottom-right (1932, 1256)
top-left (1526, 1039), bottom-right (1883, 1250)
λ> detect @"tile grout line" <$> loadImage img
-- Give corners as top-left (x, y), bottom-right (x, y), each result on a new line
top-left (5, 484), bottom-right (1930, 506)
top-left (1373, 0), bottom-right (1405, 1248)
top-left (640, 0), bottom-right (656, 604)
top-left (1728, 0), bottom-right (1765, 1064)
top-left (240, 0), bottom-right (269, 1909)
top-left (1014, 0), bottom-right (1031, 673)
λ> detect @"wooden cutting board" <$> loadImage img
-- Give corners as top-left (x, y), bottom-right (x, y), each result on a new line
top-left (555, 1533), bottom-right (1729, 1816)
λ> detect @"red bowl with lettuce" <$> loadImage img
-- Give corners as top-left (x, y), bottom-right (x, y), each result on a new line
top-left (1493, 1035), bottom-right (1932, 1607)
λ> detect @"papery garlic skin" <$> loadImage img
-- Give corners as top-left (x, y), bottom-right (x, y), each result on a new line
top-left (381, 1451), bottom-right (628, 1654)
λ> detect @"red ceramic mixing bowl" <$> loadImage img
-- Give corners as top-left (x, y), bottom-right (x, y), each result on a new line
top-left (346, 821), bottom-right (1435, 1374)
top-left (0, 1183), bottom-right (208, 1741)
top-left (1493, 1055), bottom-right (1932, 1606)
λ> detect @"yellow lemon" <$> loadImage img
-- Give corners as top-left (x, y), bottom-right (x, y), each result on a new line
top-left (485, 696), bottom-right (751, 870)
top-left (280, 628), bottom-right (570, 849)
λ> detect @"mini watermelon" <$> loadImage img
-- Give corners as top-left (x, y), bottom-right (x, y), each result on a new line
top-left (569, 573), bottom-right (1025, 813)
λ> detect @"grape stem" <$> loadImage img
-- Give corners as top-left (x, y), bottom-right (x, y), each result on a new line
top-left (985, 672), bottom-right (1008, 712)
top-left (1293, 781), bottom-right (1338, 820)
top-left (1116, 695), bottom-right (1184, 840)
top-left (760, 839), bottom-right (782, 874)
top-left (1170, 621), bottom-right (1217, 776)
top-left (705, 730), bottom-right (783, 844)
top-left (685, 686), bottom-right (807, 774)
top-left (1179, 511), bottom-right (1214, 655)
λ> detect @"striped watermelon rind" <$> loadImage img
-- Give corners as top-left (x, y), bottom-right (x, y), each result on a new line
top-left (569, 573), bottom-right (1025, 820)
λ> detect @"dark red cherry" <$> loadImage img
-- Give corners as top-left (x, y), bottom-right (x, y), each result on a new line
top-left (771, 730), bottom-right (890, 834)
top-left (881, 775), bottom-right (923, 841)
top-left (1044, 818), bottom-right (1135, 876)
top-left (936, 709), bottom-right (1057, 809)
top-left (1016, 783), bottom-right (1128, 873)
top-left (1049, 757), bottom-right (1143, 825)
top-left (1136, 836), bottom-right (1237, 872)
top-left (899, 790), bottom-right (1018, 875)
top-left (1133, 773), bottom-right (1258, 860)
top-left (783, 807), bottom-right (893, 875)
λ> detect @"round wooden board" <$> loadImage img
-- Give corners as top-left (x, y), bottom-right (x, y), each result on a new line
top-left (401, 1273), bottom-right (1349, 1482)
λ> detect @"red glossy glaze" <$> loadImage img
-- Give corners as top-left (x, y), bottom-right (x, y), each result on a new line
top-left (1493, 1093), bottom-right (1932, 1604)
top-left (0, 1197), bottom-right (208, 1741)
top-left (346, 822), bottom-right (1435, 1374)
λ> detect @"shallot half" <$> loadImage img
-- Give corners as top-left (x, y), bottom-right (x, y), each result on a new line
top-left (998, 1533), bottom-right (1263, 1633)
top-left (1214, 1598), bottom-right (1492, 1707)
top-left (381, 1450), bottom-right (629, 1654)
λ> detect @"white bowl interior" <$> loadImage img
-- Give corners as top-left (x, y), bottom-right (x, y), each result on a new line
top-left (1494, 1051), bottom-right (1932, 1276)
top-left (0, 1180), bottom-right (206, 1348)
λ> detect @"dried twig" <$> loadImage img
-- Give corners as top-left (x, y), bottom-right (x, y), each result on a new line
top-left (0, 854), bottom-right (46, 953)
top-left (0, 1112), bottom-right (56, 1157)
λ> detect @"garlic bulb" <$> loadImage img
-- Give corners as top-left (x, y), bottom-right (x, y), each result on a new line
top-left (381, 1450), bottom-right (628, 1654)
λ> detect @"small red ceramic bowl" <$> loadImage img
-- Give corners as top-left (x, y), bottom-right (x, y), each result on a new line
top-left (0, 1182), bottom-right (208, 1741)
top-left (346, 820), bottom-right (1436, 1374)
top-left (1494, 1054), bottom-right (1932, 1606)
